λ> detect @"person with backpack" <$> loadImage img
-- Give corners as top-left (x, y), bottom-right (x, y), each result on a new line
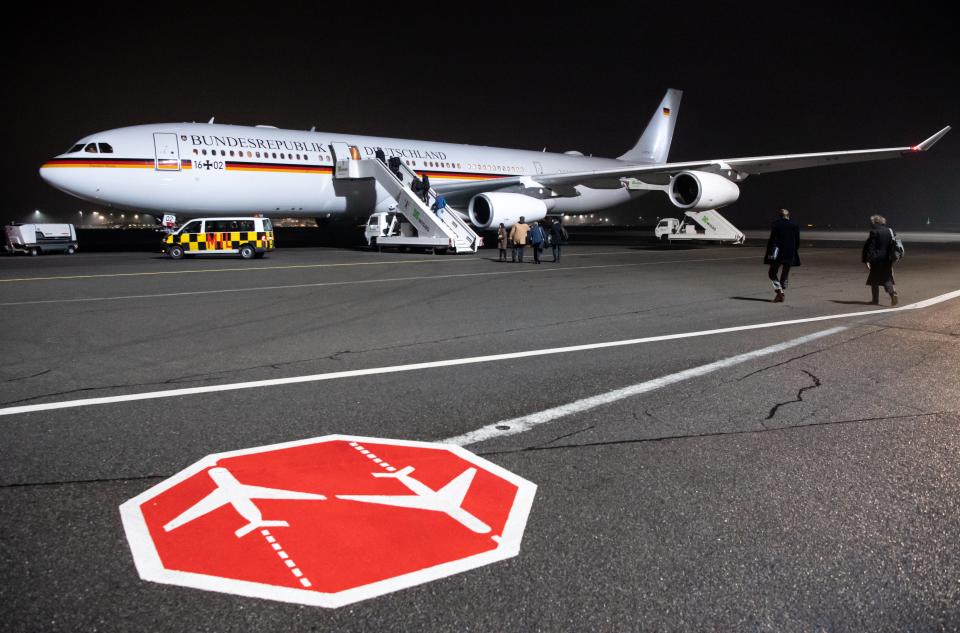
top-left (549, 217), bottom-right (568, 262)
top-left (529, 221), bottom-right (546, 264)
top-left (862, 214), bottom-right (900, 306)
top-left (764, 208), bottom-right (801, 302)
top-left (432, 194), bottom-right (447, 217)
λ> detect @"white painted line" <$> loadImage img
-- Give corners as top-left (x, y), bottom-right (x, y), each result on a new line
top-left (0, 256), bottom-right (756, 307)
top-left (1, 289), bottom-right (957, 418)
top-left (442, 326), bottom-right (849, 447)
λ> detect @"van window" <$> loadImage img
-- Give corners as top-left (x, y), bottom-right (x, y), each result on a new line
top-left (262, 219), bottom-right (273, 232)
top-left (206, 220), bottom-right (231, 232)
top-left (181, 220), bottom-right (203, 234)
top-left (236, 220), bottom-right (255, 231)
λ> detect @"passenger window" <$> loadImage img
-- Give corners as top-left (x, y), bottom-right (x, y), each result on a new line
top-left (181, 221), bottom-right (203, 234)
top-left (237, 220), bottom-right (255, 231)
top-left (262, 219), bottom-right (273, 232)
top-left (84, 143), bottom-right (98, 153)
top-left (280, 153), bottom-right (286, 160)
top-left (207, 220), bottom-right (231, 232)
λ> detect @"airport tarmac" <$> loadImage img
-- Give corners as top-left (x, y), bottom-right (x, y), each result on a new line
top-left (1, 239), bottom-right (959, 631)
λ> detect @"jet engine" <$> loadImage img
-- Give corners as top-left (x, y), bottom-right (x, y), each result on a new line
top-left (669, 171), bottom-right (740, 210)
top-left (468, 192), bottom-right (548, 229)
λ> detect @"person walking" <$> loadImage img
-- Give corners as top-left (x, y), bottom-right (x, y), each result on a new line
top-left (420, 173), bottom-right (431, 204)
top-left (529, 221), bottom-right (546, 264)
top-left (764, 208), bottom-right (800, 302)
top-left (509, 217), bottom-right (530, 263)
top-left (497, 223), bottom-right (508, 261)
top-left (549, 217), bottom-right (568, 262)
top-left (375, 148), bottom-right (386, 165)
top-left (862, 214), bottom-right (899, 306)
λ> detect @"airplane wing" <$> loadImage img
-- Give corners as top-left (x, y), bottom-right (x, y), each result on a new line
top-left (241, 485), bottom-right (326, 501)
top-left (436, 468), bottom-right (477, 508)
top-left (435, 126), bottom-right (951, 201)
top-left (163, 489), bottom-right (226, 531)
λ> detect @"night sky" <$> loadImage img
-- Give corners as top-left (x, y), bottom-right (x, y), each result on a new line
top-left (6, 4), bottom-right (958, 229)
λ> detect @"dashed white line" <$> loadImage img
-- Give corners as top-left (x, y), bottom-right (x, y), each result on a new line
top-left (260, 529), bottom-right (312, 589)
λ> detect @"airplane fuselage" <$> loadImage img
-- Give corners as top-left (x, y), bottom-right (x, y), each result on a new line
top-left (40, 123), bottom-right (639, 218)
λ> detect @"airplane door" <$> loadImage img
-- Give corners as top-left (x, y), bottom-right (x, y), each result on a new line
top-left (330, 141), bottom-right (361, 178)
top-left (153, 133), bottom-right (181, 171)
top-left (533, 161), bottom-right (544, 175)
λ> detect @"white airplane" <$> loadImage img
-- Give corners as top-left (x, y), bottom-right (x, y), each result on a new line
top-left (163, 466), bottom-right (327, 538)
top-left (39, 89), bottom-right (950, 229)
top-left (337, 466), bottom-right (492, 534)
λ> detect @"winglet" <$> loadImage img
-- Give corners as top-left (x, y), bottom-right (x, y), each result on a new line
top-left (912, 126), bottom-right (951, 152)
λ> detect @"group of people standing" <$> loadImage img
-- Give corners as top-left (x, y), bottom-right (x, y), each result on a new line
top-left (497, 216), bottom-right (569, 264)
top-left (765, 208), bottom-right (900, 305)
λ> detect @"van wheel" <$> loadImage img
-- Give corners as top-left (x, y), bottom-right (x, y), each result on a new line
top-left (67, 245), bottom-right (76, 254)
top-left (168, 244), bottom-right (184, 260)
top-left (239, 244), bottom-right (255, 259)
top-left (29, 248), bottom-right (38, 256)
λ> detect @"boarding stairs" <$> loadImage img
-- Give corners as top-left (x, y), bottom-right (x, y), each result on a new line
top-left (331, 142), bottom-right (481, 253)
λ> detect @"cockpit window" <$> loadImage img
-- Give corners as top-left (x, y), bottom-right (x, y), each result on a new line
top-left (98, 143), bottom-right (114, 154)
top-left (84, 143), bottom-right (98, 153)
top-left (67, 143), bottom-right (85, 154)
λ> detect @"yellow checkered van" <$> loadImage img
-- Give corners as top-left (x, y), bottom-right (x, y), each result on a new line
top-left (164, 217), bottom-right (274, 259)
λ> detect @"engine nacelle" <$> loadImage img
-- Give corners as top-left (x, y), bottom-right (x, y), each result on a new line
top-left (669, 170), bottom-right (740, 210)
top-left (468, 192), bottom-right (548, 229)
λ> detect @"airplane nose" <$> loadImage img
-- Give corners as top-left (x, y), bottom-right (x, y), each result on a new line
top-left (39, 160), bottom-right (80, 196)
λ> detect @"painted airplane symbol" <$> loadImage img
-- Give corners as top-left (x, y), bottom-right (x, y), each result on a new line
top-left (337, 466), bottom-right (491, 534)
top-left (163, 467), bottom-right (327, 538)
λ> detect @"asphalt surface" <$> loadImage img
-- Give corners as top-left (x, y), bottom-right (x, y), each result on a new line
top-left (1, 238), bottom-right (959, 632)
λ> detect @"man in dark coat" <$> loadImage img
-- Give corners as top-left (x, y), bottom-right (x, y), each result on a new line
top-left (764, 208), bottom-right (801, 302)
top-left (862, 214), bottom-right (899, 306)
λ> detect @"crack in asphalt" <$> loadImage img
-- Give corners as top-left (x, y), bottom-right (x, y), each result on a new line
top-left (0, 473), bottom-right (166, 490)
top-left (765, 369), bottom-right (822, 421)
top-left (478, 410), bottom-right (959, 458)
top-left (0, 369), bottom-right (51, 383)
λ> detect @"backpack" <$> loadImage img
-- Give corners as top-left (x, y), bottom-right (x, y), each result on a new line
top-left (888, 228), bottom-right (904, 263)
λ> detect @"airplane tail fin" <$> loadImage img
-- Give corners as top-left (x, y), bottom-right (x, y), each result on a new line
top-left (235, 519), bottom-right (289, 538)
top-left (617, 88), bottom-right (682, 164)
top-left (437, 467), bottom-right (477, 508)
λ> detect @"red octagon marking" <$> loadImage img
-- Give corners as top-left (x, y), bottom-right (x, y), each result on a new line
top-left (120, 435), bottom-right (536, 607)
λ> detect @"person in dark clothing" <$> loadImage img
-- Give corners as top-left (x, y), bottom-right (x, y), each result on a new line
top-left (529, 222), bottom-right (545, 264)
top-left (387, 156), bottom-right (403, 182)
top-left (764, 208), bottom-right (801, 302)
top-left (862, 214), bottom-right (899, 306)
top-left (375, 148), bottom-right (386, 164)
top-left (420, 174), bottom-right (431, 204)
top-left (549, 217), bottom-right (568, 262)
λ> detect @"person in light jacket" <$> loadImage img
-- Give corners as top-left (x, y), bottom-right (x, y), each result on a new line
top-left (509, 217), bottom-right (530, 263)
top-left (497, 223), bottom-right (508, 261)
top-left (862, 214), bottom-right (899, 306)
top-left (764, 208), bottom-right (801, 302)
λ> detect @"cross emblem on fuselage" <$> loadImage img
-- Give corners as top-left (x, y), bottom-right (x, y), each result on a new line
top-left (202, 161), bottom-right (213, 169)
